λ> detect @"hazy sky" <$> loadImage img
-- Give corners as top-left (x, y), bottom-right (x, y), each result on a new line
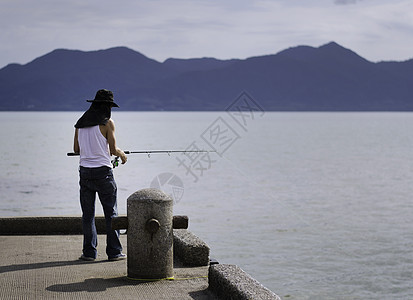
top-left (1, 0), bottom-right (413, 68)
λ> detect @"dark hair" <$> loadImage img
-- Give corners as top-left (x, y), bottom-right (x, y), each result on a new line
top-left (90, 102), bottom-right (111, 124)
top-left (74, 102), bottom-right (112, 128)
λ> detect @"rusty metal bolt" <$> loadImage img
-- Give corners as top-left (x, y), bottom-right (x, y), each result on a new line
top-left (146, 218), bottom-right (160, 234)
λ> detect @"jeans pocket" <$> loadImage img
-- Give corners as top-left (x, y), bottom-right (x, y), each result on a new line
top-left (96, 176), bottom-right (117, 195)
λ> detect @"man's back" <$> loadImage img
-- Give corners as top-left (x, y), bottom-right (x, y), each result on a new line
top-left (78, 125), bottom-right (112, 168)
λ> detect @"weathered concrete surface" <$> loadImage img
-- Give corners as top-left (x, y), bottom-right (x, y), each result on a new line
top-left (112, 215), bottom-right (189, 231)
top-left (209, 264), bottom-right (281, 300)
top-left (0, 215), bottom-right (188, 235)
top-left (0, 235), bottom-right (217, 300)
top-left (174, 229), bottom-right (210, 266)
top-left (127, 188), bottom-right (174, 279)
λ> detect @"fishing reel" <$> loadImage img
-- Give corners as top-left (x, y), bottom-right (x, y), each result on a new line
top-left (111, 156), bottom-right (120, 168)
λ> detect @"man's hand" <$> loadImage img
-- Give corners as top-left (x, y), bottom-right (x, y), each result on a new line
top-left (119, 151), bottom-right (127, 164)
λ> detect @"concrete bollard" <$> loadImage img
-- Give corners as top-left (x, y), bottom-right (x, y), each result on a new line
top-left (127, 188), bottom-right (174, 280)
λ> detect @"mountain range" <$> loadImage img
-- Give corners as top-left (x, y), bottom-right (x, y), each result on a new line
top-left (1, 42), bottom-right (413, 111)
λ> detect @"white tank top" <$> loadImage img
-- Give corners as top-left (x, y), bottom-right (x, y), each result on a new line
top-left (78, 125), bottom-right (112, 168)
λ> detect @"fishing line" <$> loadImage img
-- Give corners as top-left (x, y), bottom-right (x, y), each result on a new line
top-left (67, 150), bottom-right (216, 168)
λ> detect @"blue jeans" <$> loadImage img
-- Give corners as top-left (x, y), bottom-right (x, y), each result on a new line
top-left (79, 166), bottom-right (122, 259)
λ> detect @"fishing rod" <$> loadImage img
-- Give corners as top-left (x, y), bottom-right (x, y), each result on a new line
top-left (67, 150), bottom-right (216, 168)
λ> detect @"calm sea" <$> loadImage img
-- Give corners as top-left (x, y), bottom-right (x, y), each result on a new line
top-left (1, 111), bottom-right (412, 299)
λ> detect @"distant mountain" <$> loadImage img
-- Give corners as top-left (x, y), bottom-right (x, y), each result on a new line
top-left (1, 42), bottom-right (413, 111)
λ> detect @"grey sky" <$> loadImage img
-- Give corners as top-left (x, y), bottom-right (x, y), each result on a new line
top-left (1, 0), bottom-right (413, 68)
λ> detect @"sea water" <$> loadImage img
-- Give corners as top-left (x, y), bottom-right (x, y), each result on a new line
top-left (0, 111), bottom-right (412, 299)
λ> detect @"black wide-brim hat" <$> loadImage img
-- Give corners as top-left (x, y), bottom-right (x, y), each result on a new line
top-left (87, 89), bottom-right (119, 107)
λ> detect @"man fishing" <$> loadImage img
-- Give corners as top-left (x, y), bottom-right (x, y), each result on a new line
top-left (73, 89), bottom-right (127, 261)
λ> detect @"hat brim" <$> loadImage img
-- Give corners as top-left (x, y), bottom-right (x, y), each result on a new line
top-left (86, 99), bottom-right (119, 108)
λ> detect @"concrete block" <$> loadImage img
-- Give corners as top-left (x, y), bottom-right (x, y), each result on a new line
top-left (208, 264), bottom-right (281, 300)
top-left (127, 188), bottom-right (174, 279)
top-left (112, 215), bottom-right (189, 230)
top-left (173, 229), bottom-right (210, 266)
top-left (0, 215), bottom-right (188, 235)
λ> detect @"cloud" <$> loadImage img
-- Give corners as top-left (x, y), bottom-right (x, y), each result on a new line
top-left (334, 0), bottom-right (363, 4)
top-left (0, 0), bottom-right (413, 68)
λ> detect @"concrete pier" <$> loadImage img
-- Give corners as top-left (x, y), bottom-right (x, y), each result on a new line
top-left (0, 234), bottom-right (215, 299)
top-left (0, 215), bottom-right (281, 299)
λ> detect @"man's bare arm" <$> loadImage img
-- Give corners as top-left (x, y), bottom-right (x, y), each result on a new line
top-left (73, 128), bottom-right (80, 153)
top-left (106, 119), bottom-right (127, 164)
